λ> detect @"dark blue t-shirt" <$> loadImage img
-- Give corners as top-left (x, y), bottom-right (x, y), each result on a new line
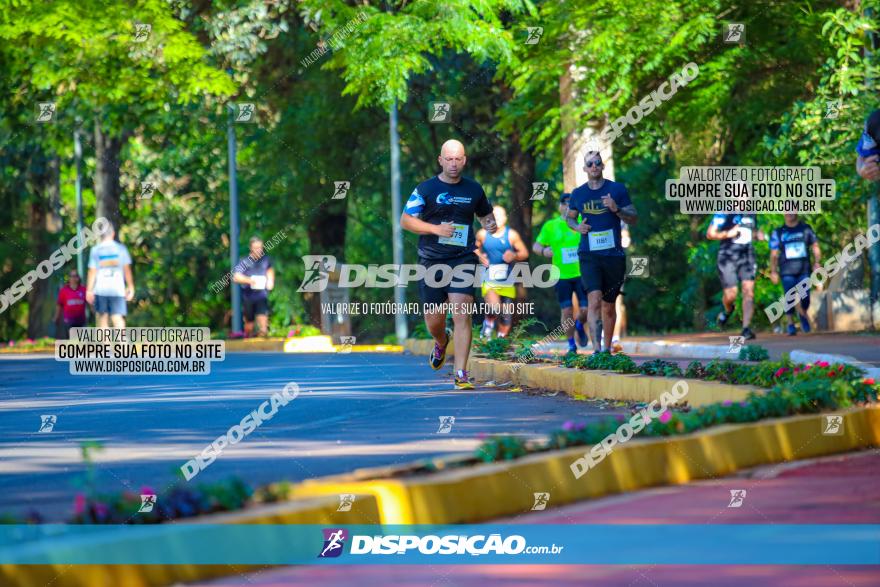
top-left (711, 214), bottom-right (757, 252)
top-left (569, 179), bottom-right (631, 257)
top-left (236, 254), bottom-right (273, 300)
top-left (769, 222), bottom-right (817, 276)
top-left (404, 175), bottom-right (493, 260)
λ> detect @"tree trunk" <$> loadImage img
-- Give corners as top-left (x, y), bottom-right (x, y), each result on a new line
top-left (27, 156), bottom-right (61, 338)
top-left (690, 216), bottom-right (707, 330)
top-left (94, 121), bottom-right (128, 232)
top-left (508, 135), bottom-right (536, 247)
top-left (306, 204), bottom-right (347, 328)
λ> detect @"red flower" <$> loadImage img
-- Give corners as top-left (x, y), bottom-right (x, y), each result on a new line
top-left (837, 365), bottom-right (844, 372)
top-left (864, 378), bottom-right (876, 386)
top-left (828, 371), bottom-right (836, 378)
top-left (774, 367), bottom-right (789, 378)
top-left (815, 360), bottom-right (830, 368)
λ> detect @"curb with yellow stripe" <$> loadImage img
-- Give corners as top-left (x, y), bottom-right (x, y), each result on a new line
top-left (3, 408), bottom-right (877, 586)
top-left (404, 339), bottom-right (756, 407)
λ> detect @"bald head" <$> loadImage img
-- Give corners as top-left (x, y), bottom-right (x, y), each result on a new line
top-left (438, 139), bottom-right (467, 182)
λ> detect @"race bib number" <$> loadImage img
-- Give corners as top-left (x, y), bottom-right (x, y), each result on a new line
top-left (588, 230), bottom-right (615, 251)
top-left (784, 241), bottom-right (807, 259)
top-left (488, 264), bottom-right (509, 281)
top-left (251, 275), bottom-right (267, 290)
top-left (100, 268), bottom-right (114, 278)
top-left (733, 227), bottom-right (752, 245)
top-left (438, 223), bottom-right (468, 247)
top-left (561, 247), bottom-right (578, 264)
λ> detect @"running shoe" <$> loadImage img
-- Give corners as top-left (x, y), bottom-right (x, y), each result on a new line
top-left (741, 327), bottom-right (756, 340)
top-left (787, 324), bottom-right (797, 336)
top-left (429, 328), bottom-right (452, 370)
top-left (480, 321), bottom-right (494, 339)
top-left (567, 342), bottom-right (578, 354)
top-left (717, 305), bottom-right (734, 328)
top-left (799, 315), bottom-right (811, 334)
top-left (574, 319), bottom-right (589, 348)
top-left (454, 369), bottom-right (475, 390)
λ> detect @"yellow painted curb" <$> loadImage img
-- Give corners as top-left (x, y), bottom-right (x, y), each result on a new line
top-left (468, 358), bottom-right (756, 407)
top-left (0, 494), bottom-right (380, 587)
top-left (0, 346), bottom-right (54, 354)
top-left (336, 344), bottom-right (404, 353)
top-left (288, 406), bottom-right (880, 524)
top-left (223, 337), bottom-right (286, 352)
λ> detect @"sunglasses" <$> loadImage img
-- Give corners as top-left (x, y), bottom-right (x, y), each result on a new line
top-left (586, 160), bottom-right (603, 168)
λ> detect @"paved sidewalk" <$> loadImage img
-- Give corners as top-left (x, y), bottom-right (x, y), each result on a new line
top-left (193, 450), bottom-right (880, 587)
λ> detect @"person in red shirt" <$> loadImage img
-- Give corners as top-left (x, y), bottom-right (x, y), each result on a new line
top-left (55, 270), bottom-right (88, 339)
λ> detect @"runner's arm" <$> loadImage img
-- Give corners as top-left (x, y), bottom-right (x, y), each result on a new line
top-left (232, 271), bottom-right (252, 285)
top-left (566, 207), bottom-right (590, 234)
top-left (124, 265), bottom-right (135, 301)
top-left (857, 154), bottom-right (880, 181)
top-left (811, 241), bottom-right (821, 269)
top-left (400, 212), bottom-right (450, 236)
top-left (769, 249), bottom-right (779, 274)
top-left (266, 267), bottom-right (275, 290)
top-left (508, 229), bottom-right (530, 261)
top-left (706, 224), bottom-right (736, 240)
top-left (54, 293), bottom-right (63, 322)
top-left (614, 204), bottom-right (638, 225)
top-left (85, 268), bottom-right (97, 303)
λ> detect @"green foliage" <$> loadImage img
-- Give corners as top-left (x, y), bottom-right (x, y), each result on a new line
top-left (411, 322), bottom-right (433, 340)
top-left (684, 360), bottom-right (707, 379)
top-left (739, 344), bottom-right (770, 362)
top-left (474, 435), bottom-right (529, 463)
top-left (488, 362), bottom-right (878, 461)
top-left (638, 359), bottom-right (683, 378)
top-left (473, 336), bottom-right (512, 360)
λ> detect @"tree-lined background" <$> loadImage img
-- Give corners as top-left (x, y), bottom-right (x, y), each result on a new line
top-left (1, 0), bottom-right (877, 342)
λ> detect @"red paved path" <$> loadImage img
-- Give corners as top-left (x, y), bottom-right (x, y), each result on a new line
top-left (193, 450), bottom-right (880, 587)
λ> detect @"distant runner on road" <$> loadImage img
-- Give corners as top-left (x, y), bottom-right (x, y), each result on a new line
top-left (233, 236), bottom-right (275, 337)
top-left (55, 269), bottom-right (87, 339)
top-left (400, 139), bottom-right (497, 390)
top-left (567, 151), bottom-right (638, 354)
top-left (769, 214), bottom-right (821, 336)
top-left (476, 205), bottom-right (528, 339)
top-left (707, 213), bottom-right (764, 340)
top-left (86, 223), bottom-right (134, 328)
top-left (534, 193), bottom-right (588, 353)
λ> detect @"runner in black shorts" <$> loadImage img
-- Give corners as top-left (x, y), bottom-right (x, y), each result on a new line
top-left (400, 139), bottom-right (497, 389)
top-left (707, 214), bottom-right (764, 340)
top-left (567, 151), bottom-right (638, 353)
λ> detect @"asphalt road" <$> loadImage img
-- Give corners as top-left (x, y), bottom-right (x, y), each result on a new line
top-left (0, 351), bottom-right (627, 521)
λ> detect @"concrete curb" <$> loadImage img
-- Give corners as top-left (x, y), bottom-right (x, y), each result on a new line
top-left (288, 406), bottom-right (880, 524)
top-left (0, 494), bottom-right (380, 587)
top-left (468, 358), bottom-right (756, 407)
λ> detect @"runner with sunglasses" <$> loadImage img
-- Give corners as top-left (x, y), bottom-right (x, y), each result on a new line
top-left (567, 151), bottom-right (638, 353)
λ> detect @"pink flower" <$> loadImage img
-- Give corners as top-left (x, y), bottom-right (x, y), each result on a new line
top-left (139, 486), bottom-right (156, 496)
top-left (658, 411), bottom-right (672, 423)
top-left (476, 432), bottom-right (488, 440)
top-left (722, 400), bottom-right (733, 406)
top-left (73, 493), bottom-right (86, 515)
top-left (864, 378), bottom-right (876, 386)
top-left (815, 361), bottom-right (830, 368)
top-left (774, 367), bottom-right (788, 378)
top-left (7, 341), bottom-right (13, 347)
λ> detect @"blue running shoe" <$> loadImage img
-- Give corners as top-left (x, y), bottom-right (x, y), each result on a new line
top-left (574, 320), bottom-right (589, 348)
top-left (799, 315), bottom-right (811, 333)
top-left (787, 324), bottom-right (796, 336)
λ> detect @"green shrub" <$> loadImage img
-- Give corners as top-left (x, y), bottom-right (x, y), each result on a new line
top-left (474, 336), bottom-right (512, 360)
top-left (474, 435), bottom-right (529, 462)
top-left (685, 360), bottom-right (707, 379)
top-left (739, 344), bottom-right (770, 362)
top-left (638, 359), bottom-right (683, 377)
